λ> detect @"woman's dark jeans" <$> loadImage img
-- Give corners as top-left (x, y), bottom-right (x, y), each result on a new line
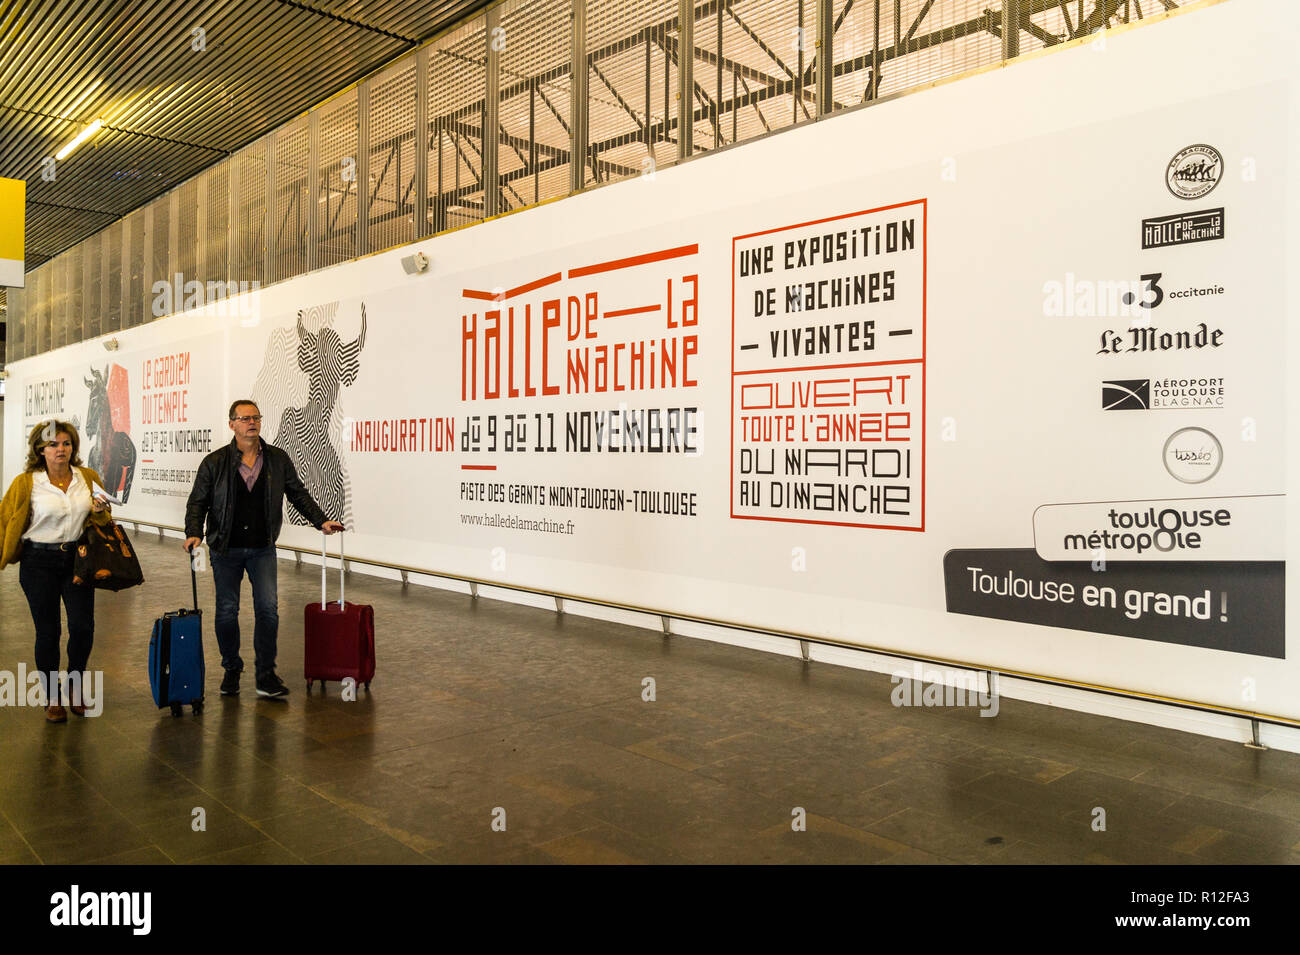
top-left (19, 545), bottom-right (95, 704)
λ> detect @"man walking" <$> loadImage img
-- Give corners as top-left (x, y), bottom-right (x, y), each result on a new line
top-left (184, 400), bottom-right (344, 699)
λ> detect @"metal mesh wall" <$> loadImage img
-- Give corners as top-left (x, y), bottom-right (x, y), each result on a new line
top-left (429, 15), bottom-right (488, 233)
top-left (9, 0), bottom-right (1209, 361)
top-left (32, 266), bottom-right (50, 354)
top-left (233, 142), bottom-right (268, 286)
top-left (82, 232), bottom-right (101, 339)
top-left (586, 0), bottom-right (679, 187)
top-left (367, 60), bottom-right (418, 253)
top-left (833, 0), bottom-right (1001, 106)
top-left (8, 284), bottom-right (24, 362)
top-left (695, 0), bottom-right (818, 154)
top-left (65, 245), bottom-right (83, 344)
top-left (148, 197), bottom-right (171, 322)
top-left (175, 179), bottom-right (200, 299)
top-left (272, 119), bottom-right (311, 282)
top-left (317, 90), bottom-right (360, 267)
top-left (203, 163), bottom-right (230, 284)
top-left (125, 208), bottom-right (146, 328)
top-left (103, 220), bottom-right (123, 333)
top-left (49, 256), bottom-right (67, 350)
top-left (498, 0), bottom-right (572, 211)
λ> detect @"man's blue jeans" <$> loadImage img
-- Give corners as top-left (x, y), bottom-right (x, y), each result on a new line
top-left (211, 546), bottom-right (279, 679)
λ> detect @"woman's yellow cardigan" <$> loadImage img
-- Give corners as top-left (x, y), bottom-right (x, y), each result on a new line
top-left (0, 467), bottom-right (113, 571)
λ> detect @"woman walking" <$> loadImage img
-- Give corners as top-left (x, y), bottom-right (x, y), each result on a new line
top-left (0, 421), bottom-right (113, 722)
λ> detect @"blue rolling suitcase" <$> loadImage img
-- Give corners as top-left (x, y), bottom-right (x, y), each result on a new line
top-left (149, 561), bottom-right (205, 716)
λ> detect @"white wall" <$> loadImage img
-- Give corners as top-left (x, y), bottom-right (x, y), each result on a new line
top-left (7, 0), bottom-right (1297, 734)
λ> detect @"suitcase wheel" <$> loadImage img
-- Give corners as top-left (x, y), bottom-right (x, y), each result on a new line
top-left (169, 703), bottom-right (183, 718)
top-left (192, 701), bottom-right (204, 715)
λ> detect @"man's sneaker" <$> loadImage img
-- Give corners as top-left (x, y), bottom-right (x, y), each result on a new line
top-left (220, 669), bottom-right (240, 696)
top-left (255, 672), bottom-right (290, 699)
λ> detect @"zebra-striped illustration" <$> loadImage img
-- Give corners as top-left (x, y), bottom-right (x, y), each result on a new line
top-left (251, 301), bottom-right (365, 530)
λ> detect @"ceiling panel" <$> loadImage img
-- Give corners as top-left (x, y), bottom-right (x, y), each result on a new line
top-left (0, 0), bottom-right (488, 267)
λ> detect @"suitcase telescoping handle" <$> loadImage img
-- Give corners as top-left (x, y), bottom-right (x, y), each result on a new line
top-left (190, 558), bottom-right (199, 613)
top-left (320, 529), bottom-right (345, 610)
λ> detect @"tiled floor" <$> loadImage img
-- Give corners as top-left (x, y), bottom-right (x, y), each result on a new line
top-left (1, 534), bottom-right (1297, 864)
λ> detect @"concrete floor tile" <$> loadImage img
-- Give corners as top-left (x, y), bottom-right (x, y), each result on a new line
top-left (192, 840), bottom-right (307, 864)
top-left (307, 834), bottom-right (429, 865)
top-left (84, 845), bottom-right (175, 865)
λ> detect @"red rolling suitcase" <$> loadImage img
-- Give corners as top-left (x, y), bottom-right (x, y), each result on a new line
top-left (304, 531), bottom-right (375, 695)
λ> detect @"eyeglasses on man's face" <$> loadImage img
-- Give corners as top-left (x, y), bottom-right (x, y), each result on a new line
top-left (232, 415), bottom-right (263, 423)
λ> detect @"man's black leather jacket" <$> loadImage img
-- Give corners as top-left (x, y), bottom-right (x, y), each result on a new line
top-left (185, 437), bottom-right (328, 554)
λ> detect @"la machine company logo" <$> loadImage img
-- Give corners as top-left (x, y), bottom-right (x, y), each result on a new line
top-left (1102, 376), bottom-right (1225, 410)
top-left (1166, 144), bottom-right (1223, 200)
top-left (1163, 427), bottom-right (1222, 484)
top-left (1142, 207), bottom-right (1224, 249)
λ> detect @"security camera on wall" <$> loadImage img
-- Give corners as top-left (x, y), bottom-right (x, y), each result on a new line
top-left (400, 251), bottom-right (430, 275)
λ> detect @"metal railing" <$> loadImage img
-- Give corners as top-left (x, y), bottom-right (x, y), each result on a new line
top-left (124, 514), bottom-right (1299, 741)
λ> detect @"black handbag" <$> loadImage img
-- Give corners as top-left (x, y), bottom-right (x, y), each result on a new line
top-left (73, 520), bottom-right (145, 591)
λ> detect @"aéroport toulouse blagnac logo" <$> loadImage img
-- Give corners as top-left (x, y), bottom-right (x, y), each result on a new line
top-left (1102, 379), bottom-right (1150, 410)
top-left (1103, 376), bottom-right (1225, 410)
top-left (1142, 207), bottom-right (1224, 249)
top-left (1166, 144), bottom-right (1223, 200)
top-left (1163, 427), bottom-right (1222, 484)
top-left (50, 885), bottom-right (151, 935)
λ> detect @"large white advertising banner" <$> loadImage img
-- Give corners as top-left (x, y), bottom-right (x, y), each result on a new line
top-left (6, 0), bottom-right (1296, 720)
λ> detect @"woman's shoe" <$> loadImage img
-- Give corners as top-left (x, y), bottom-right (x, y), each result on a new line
top-left (45, 705), bottom-right (67, 723)
top-left (69, 701), bottom-right (87, 717)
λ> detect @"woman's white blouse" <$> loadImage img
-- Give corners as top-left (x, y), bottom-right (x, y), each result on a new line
top-left (23, 470), bottom-right (93, 543)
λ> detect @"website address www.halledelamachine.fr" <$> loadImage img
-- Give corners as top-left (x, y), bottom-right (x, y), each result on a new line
top-left (461, 513), bottom-right (575, 535)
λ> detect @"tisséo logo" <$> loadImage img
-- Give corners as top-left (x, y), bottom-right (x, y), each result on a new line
top-left (1163, 427), bottom-right (1222, 484)
top-left (1166, 144), bottom-right (1223, 200)
top-left (1102, 379), bottom-right (1150, 411)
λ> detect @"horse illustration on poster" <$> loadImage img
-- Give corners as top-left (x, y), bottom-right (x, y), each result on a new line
top-left (84, 364), bottom-right (137, 502)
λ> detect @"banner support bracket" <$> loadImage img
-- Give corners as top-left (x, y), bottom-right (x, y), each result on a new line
top-left (469, 582), bottom-right (478, 600)
top-left (661, 615), bottom-right (671, 637)
top-left (400, 570), bottom-right (409, 588)
top-left (1245, 719), bottom-right (1268, 751)
top-left (799, 640), bottom-right (811, 663)
top-left (555, 596), bottom-right (564, 616)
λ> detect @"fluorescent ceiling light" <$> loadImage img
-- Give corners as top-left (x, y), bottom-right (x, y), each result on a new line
top-left (55, 119), bottom-right (103, 161)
